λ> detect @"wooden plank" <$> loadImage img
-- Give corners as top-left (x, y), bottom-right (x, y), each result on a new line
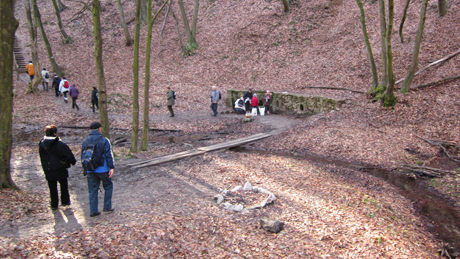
top-left (128, 133), bottom-right (272, 169)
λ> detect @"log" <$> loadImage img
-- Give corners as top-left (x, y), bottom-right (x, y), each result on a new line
top-left (413, 74), bottom-right (460, 90)
top-left (303, 86), bottom-right (366, 94)
top-left (58, 125), bottom-right (181, 132)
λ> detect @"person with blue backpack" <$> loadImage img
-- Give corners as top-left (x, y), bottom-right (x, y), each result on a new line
top-left (81, 122), bottom-right (115, 217)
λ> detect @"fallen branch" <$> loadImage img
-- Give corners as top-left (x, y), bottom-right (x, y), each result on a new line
top-left (58, 125), bottom-right (181, 132)
top-left (412, 73), bottom-right (460, 90)
top-left (417, 136), bottom-right (460, 163)
top-left (396, 48), bottom-right (460, 85)
top-left (303, 86), bottom-right (366, 94)
top-left (397, 167), bottom-right (441, 178)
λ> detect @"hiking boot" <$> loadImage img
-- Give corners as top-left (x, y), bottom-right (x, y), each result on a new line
top-left (103, 208), bottom-right (114, 212)
top-left (90, 212), bottom-right (101, 217)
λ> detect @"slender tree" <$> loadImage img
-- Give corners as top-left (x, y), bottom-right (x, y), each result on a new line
top-left (378, 0), bottom-right (388, 87)
top-left (32, 0), bottom-right (64, 76)
top-left (25, 0), bottom-right (41, 93)
top-left (401, 0), bottom-right (429, 93)
top-left (92, 0), bottom-right (110, 137)
top-left (177, 0), bottom-right (199, 55)
top-left (356, 0), bottom-right (378, 90)
top-left (51, 0), bottom-right (72, 43)
top-left (438, 0), bottom-right (447, 17)
top-left (170, 0), bottom-right (184, 51)
top-left (57, 0), bottom-right (68, 11)
top-left (282, 0), bottom-right (290, 13)
top-left (399, 0), bottom-right (410, 43)
top-left (131, 0), bottom-right (141, 153)
top-left (116, 0), bottom-right (133, 46)
top-left (383, 0), bottom-right (396, 107)
top-left (141, 0), bottom-right (169, 151)
top-left (0, 0), bottom-right (19, 189)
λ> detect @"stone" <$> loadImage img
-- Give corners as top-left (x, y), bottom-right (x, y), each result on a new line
top-left (259, 218), bottom-right (284, 233)
top-left (252, 186), bottom-right (259, 192)
top-left (231, 186), bottom-right (243, 192)
top-left (261, 193), bottom-right (276, 207)
top-left (214, 194), bottom-right (224, 205)
top-left (243, 182), bottom-right (252, 191)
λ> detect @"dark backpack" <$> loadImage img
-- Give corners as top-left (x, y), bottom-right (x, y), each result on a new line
top-left (172, 91), bottom-right (177, 99)
top-left (45, 72), bottom-right (49, 79)
top-left (219, 92), bottom-right (222, 100)
top-left (81, 136), bottom-right (103, 172)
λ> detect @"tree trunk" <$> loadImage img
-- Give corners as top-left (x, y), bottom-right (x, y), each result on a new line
top-left (378, 0), bottom-right (388, 87)
top-left (191, 0), bottom-right (199, 41)
top-left (401, 0), bottom-right (429, 93)
top-left (57, 0), bottom-right (68, 11)
top-left (92, 0), bottom-right (110, 138)
top-left (140, 0), bottom-right (148, 22)
top-left (438, 0), bottom-right (447, 17)
top-left (51, 0), bottom-right (72, 43)
top-left (356, 0), bottom-right (378, 90)
top-left (384, 0), bottom-right (395, 107)
top-left (170, 0), bottom-right (184, 51)
top-left (178, 0), bottom-right (198, 54)
top-left (0, 0), bottom-right (19, 189)
top-left (131, 0), bottom-right (141, 153)
top-left (141, 0), bottom-right (169, 151)
top-left (25, 0), bottom-right (40, 93)
top-left (33, 0), bottom-right (64, 77)
top-left (399, 0), bottom-right (410, 43)
top-left (116, 0), bottom-right (133, 46)
top-left (282, 0), bottom-right (290, 13)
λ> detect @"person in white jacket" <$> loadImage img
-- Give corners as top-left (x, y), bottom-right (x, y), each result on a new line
top-left (41, 68), bottom-right (50, 91)
top-left (59, 77), bottom-right (69, 103)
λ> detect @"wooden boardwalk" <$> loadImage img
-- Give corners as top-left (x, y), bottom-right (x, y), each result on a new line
top-left (126, 133), bottom-right (272, 169)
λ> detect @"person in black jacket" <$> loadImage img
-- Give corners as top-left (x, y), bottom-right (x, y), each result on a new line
top-left (91, 87), bottom-right (99, 113)
top-left (52, 74), bottom-right (61, 97)
top-left (39, 125), bottom-right (77, 210)
top-left (243, 88), bottom-right (253, 114)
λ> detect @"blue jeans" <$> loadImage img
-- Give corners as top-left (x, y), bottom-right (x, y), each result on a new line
top-left (87, 172), bottom-right (113, 214)
top-left (211, 103), bottom-right (218, 115)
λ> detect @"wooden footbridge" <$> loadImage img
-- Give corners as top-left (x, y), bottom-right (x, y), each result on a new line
top-left (126, 133), bottom-right (272, 169)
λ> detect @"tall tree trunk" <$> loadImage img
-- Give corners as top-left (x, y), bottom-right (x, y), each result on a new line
top-left (401, 0), bottom-right (429, 93)
top-left (356, 0), bottom-right (378, 90)
top-left (92, 0), bottom-right (110, 138)
top-left (178, 0), bottom-right (198, 54)
top-left (282, 0), bottom-right (290, 13)
top-left (378, 0), bottom-right (388, 87)
top-left (140, 0), bottom-right (148, 22)
top-left (116, 0), bottom-right (133, 46)
top-left (399, 0), bottom-right (410, 43)
top-left (25, 0), bottom-right (40, 93)
top-left (33, 0), bottom-right (64, 77)
top-left (141, 0), bottom-right (169, 151)
top-left (57, 0), bottom-right (68, 11)
top-left (191, 0), bottom-right (199, 40)
top-left (51, 0), bottom-right (72, 43)
top-left (0, 0), bottom-right (19, 189)
top-left (438, 0), bottom-right (447, 16)
top-left (384, 0), bottom-right (396, 107)
top-left (131, 0), bottom-right (141, 153)
top-left (170, 0), bottom-right (184, 51)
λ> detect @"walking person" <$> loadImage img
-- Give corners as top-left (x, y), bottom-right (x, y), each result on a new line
top-left (91, 87), bottom-right (99, 113)
top-left (38, 125), bottom-right (77, 210)
top-left (59, 77), bottom-right (70, 103)
top-left (81, 122), bottom-right (115, 217)
top-left (26, 61), bottom-right (35, 82)
top-left (52, 74), bottom-right (61, 97)
top-left (210, 85), bottom-right (221, 116)
top-left (41, 68), bottom-right (50, 91)
top-left (166, 86), bottom-right (175, 117)
top-left (264, 90), bottom-right (272, 115)
top-left (69, 84), bottom-right (80, 110)
top-left (243, 88), bottom-right (253, 114)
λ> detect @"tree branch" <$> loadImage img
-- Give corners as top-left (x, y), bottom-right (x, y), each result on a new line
top-left (303, 86), bottom-right (366, 94)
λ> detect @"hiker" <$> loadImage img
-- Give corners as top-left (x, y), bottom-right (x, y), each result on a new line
top-left (264, 90), bottom-right (272, 115)
top-left (26, 61), bottom-right (35, 81)
top-left (38, 125), bottom-right (77, 210)
top-left (166, 86), bottom-right (175, 117)
top-left (210, 85), bottom-right (221, 116)
top-left (52, 74), bottom-right (61, 97)
top-left (59, 77), bottom-right (70, 103)
top-left (243, 88), bottom-right (253, 113)
top-left (251, 93), bottom-right (259, 115)
top-left (81, 122), bottom-right (115, 217)
top-left (41, 68), bottom-right (50, 91)
top-left (69, 84), bottom-right (80, 110)
top-left (91, 87), bottom-right (99, 113)
top-left (234, 95), bottom-right (245, 114)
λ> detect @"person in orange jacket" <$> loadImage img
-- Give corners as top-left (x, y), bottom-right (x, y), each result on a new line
top-left (25, 61), bottom-right (35, 81)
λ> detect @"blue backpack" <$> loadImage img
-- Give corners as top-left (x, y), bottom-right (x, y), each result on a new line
top-left (81, 136), bottom-right (103, 172)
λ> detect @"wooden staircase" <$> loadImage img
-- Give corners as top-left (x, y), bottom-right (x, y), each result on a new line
top-left (13, 36), bottom-right (28, 73)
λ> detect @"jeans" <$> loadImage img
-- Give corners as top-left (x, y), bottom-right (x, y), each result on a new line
top-left (47, 179), bottom-right (70, 208)
top-left (42, 82), bottom-right (49, 91)
top-left (236, 108), bottom-right (244, 114)
top-left (87, 172), bottom-right (113, 214)
top-left (211, 103), bottom-right (218, 116)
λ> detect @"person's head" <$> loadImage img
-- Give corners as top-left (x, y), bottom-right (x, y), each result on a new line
top-left (44, 125), bottom-right (58, 136)
top-left (167, 86), bottom-right (171, 90)
top-left (253, 93), bottom-right (257, 97)
top-left (29, 61), bottom-right (32, 63)
top-left (212, 86), bottom-right (217, 90)
top-left (249, 88), bottom-right (252, 92)
top-left (89, 121), bottom-right (102, 132)
top-left (43, 68), bottom-right (46, 70)
top-left (54, 73), bottom-right (58, 77)
top-left (240, 94), bottom-right (244, 99)
top-left (92, 86), bottom-right (97, 90)
top-left (62, 76), bottom-right (66, 79)
top-left (70, 84), bottom-right (75, 88)
top-left (266, 90), bottom-right (270, 94)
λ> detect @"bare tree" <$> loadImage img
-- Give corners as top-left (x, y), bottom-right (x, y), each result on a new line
top-left (33, 0), bottom-right (64, 76)
top-left (177, 0), bottom-right (199, 55)
top-left (92, 0), bottom-right (110, 137)
top-left (51, 0), bottom-right (73, 43)
top-left (282, 0), bottom-right (289, 13)
top-left (355, 0), bottom-right (378, 90)
top-left (116, 0), bottom-right (133, 46)
top-left (383, 0), bottom-right (396, 107)
top-left (25, 0), bottom-right (41, 93)
top-left (0, 0), bottom-right (19, 189)
top-left (131, 0), bottom-right (141, 153)
top-left (57, 0), bottom-right (68, 11)
top-left (378, 0), bottom-right (388, 87)
top-left (169, 0), bottom-right (184, 50)
top-left (401, 0), bottom-right (429, 93)
top-left (438, 0), bottom-right (447, 17)
top-left (399, 0), bottom-right (410, 43)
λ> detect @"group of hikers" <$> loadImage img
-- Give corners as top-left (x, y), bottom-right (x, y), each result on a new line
top-left (26, 61), bottom-right (99, 113)
top-left (38, 122), bottom-right (115, 217)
